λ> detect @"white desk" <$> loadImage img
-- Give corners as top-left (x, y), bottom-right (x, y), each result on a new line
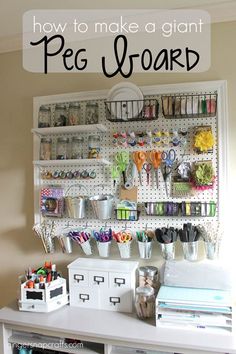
top-left (0, 302), bottom-right (235, 354)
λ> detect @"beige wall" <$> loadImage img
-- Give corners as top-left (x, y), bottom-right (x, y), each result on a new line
top-left (0, 21), bottom-right (235, 308)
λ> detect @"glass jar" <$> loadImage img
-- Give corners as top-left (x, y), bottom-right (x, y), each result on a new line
top-left (135, 286), bottom-right (155, 320)
top-left (54, 104), bottom-right (67, 127)
top-left (138, 266), bottom-right (158, 293)
top-left (40, 138), bottom-right (52, 160)
top-left (68, 102), bottom-right (81, 126)
top-left (56, 137), bottom-right (70, 160)
top-left (38, 106), bottom-right (51, 128)
top-left (86, 102), bottom-right (99, 124)
top-left (71, 136), bottom-right (84, 159)
top-left (88, 135), bottom-right (101, 159)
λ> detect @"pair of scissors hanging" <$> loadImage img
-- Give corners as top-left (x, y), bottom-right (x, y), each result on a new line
top-left (161, 149), bottom-right (176, 197)
top-left (115, 151), bottom-right (129, 184)
top-left (148, 150), bottom-right (162, 189)
top-left (132, 151), bottom-right (147, 185)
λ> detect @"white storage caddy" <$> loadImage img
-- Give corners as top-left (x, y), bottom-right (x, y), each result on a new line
top-left (19, 278), bottom-right (69, 313)
top-left (68, 258), bottom-right (138, 313)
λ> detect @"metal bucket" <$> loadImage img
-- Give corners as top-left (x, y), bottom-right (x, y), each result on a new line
top-left (204, 241), bottom-right (218, 260)
top-left (89, 194), bottom-right (114, 220)
top-left (160, 242), bottom-right (175, 260)
top-left (118, 241), bottom-right (132, 259)
top-left (65, 185), bottom-right (88, 219)
top-left (58, 235), bottom-right (72, 254)
top-left (138, 241), bottom-right (152, 259)
top-left (182, 241), bottom-right (199, 261)
top-left (97, 241), bottom-right (111, 257)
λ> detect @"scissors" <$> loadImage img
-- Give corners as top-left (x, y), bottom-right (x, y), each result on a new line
top-left (149, 150), bottom-right (162, 188)
top-left (111, 165), bottom-right (122, 187)
top-left (162, 149), bottom-right (176, 167)
top-left (115, 151), bottom-right (129, 184)
top-left (161, 163), bottom-right (173, 197)
top-left (133, 151), bottom-right (147, 185)
top-left (143, 163), bottom-right (152, 185)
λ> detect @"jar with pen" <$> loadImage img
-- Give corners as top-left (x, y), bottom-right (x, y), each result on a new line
top-left (136, 228), bottom-right (155, 259)
top-left (93, 226), bottom-right (112, 257)
top-left (113, 227), bottom-right (133, 259)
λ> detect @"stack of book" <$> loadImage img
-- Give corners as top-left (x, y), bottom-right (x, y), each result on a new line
top-left (156, 286), bottom-right (232, 331)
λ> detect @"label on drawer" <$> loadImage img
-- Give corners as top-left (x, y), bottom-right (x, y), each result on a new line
top-left (109, 272), bottom-right (132, 289)
top-left (70, 287), bottom-right (100, 309)
top-left (102, 289), bottom-right (133, 313)
top-left (69, 269), bottom-right (89, 287)
top-left (89, 271), bottom-right (108, 288)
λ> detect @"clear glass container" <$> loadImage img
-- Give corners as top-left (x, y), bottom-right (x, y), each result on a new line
top-left (135, 286), bottom-right (155, 320)
top-left (138, 266), bottom-right (158, 293)
top-left (40, 137), bottom-right (52, 160)
top-left (71, 136), bottom-right (84, 159)
top-left (86, 102), bottom-right (99, 124)
top-left (56, 137), bottom-right (70, 159)
top-left (68, 102), bottom-right (81, 126)
top-left (88, 135), bottom-right (101, 159)
top-left (54, 104), bottom-right (67, 127)
top-left (38, 105), bottom-right (51, 128)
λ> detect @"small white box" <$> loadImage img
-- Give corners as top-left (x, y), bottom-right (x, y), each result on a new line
top-left (19, 278), bottom-right (69, 313)
top-left (68, 258), bottom-right (138, 313)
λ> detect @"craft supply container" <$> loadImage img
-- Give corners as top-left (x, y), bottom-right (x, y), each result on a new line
top-left (80, 239), bottom-right (92, 256)
top-left (40, 137), bottom-right (52, 160)
top-left (54, 104), bottom-right (67, 126)
top-left (68, 102), bottom-right (81, 125)
top-left (89, 194), bottom-right (114, 220)
top-left (86, 102), bottom-right (99, 124)
top-left (204, 241), bottom-right (218, 260)
top-left (18, 278), bottom-right (68, 313)
top-left (88, 134), bottom-right (101, 159)
top-left (38, 105), bottom-right (51, 128)
top-left (182, 241), bottom-right (199, 261)
top-left (56, 137), bottom-right (70, 160)
top-left (117, 241), bottom-right (132, 259)
top-left (138, 241), bottom-right (152, 259)
top-left (135, 286), bottom-right (155, 320)
top-left (160, 242), bottom-right (175, 260)
top-left (58, 235), bottom-right (73, 254)
top-left (97, 241), bottom-right (111, 258)
top-left (138, 266), bottom-right (158, 292)
top-left (71, 136), bottom-right (84, 159)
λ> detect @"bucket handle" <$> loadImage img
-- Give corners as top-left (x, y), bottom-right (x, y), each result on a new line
top-left (65, 184), bottom-right (88, 197)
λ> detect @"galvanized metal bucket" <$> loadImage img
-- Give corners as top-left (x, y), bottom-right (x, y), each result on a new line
top-left (89, 194), bottom-right (114, 220)
top-left (65, 184), bottom-right (88, 219)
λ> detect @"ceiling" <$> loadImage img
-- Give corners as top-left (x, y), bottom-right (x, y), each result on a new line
top-left (0, 0), bottom-right (235, 53)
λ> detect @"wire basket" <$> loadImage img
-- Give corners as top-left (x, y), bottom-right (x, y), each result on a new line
top-left (105, 99), bottom-right (159, 122)
top-left (162, 93), bottom-right (217, 119)
top-left (115, 208), bottom-right (140, 221)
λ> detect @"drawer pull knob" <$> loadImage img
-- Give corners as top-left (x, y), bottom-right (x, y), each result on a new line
top-left (114, 277), bottom-right (125, 286)
top-left (79, 294), bottom-right (89, 302)
top-left (109, 297), bottom-right (120, 305)
top-left (94, 276), bottom-right (104, 284)
top-left (74, 274), bottom-right (84, 282)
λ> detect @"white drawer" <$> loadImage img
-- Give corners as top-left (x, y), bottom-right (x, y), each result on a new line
top-left (69, 269), bottom-right (89, 287)
top-left (109, 272), bottom-right (131, 289)
top-left (102, 289), bottom-right (133, 313)
top-left (89, 271), bottom-right (108, 288)
top-left (70, 287), bottom-right (100, 309)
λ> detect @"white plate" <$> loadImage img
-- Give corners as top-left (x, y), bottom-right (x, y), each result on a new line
top-left (107, 82), bottom-right (144, 120)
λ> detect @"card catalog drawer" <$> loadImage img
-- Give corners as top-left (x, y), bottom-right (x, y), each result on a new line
top-left (70, 287), bottom-right (100, 309)
top-left (69, 269), bottom-right (89, 287)
top-left (102, 290), bottom-right (133, 313)
top-left (89, 271), bottom-right (108, 288)
top-left (109, 272), bottom-right (131, 289)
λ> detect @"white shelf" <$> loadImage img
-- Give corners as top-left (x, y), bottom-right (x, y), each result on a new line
top-left (32, 124), bottom-right (107, 136)
top-left (9, 334), bottom-right (104, 354)
top-left (33, 159), bottom-right (111, 167)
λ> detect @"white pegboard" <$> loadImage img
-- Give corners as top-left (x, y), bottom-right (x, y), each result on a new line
top-left (33, 83), bottom-right (225, 241)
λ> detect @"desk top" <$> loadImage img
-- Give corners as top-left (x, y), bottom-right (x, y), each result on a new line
top-left (0, 303), bottom-right (236, 354)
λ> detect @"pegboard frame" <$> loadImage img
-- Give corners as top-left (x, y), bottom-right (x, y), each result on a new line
top-left (33, 81), bottom-right (228, 240)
